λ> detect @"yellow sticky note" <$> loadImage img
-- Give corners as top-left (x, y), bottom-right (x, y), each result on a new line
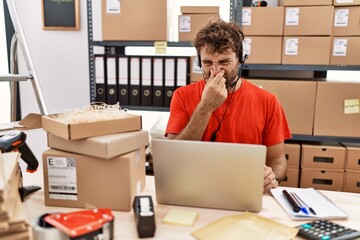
top-left (163, 209), bottom-right (198, 227)
top-left (344, 99), bottom-right (360, 114)
top-left (154, 41), bottom-right (167, 54)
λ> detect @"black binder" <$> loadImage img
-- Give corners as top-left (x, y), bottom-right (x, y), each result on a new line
top-left (118, 56), bottom-right (129, 106)
top-left (129, 57), bottom-right (141, 106)
top-left (164, 57), bottom-right (175, 107)
top-left (140, 57), bottom-right (152, 106)
top-left (152, 57), bottom-right (164, 107)
top-left (106, 55), bottom-right (118, 104)
top-left (95, 54), bottom-right (106, 103)
top-left (176, 57), bottom-right (189, 89)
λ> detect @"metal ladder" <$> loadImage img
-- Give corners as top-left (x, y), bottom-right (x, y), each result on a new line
top-left (0, 0), bottom-right (48, 121)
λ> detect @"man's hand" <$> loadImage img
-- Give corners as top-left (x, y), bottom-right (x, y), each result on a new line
top-left (263, 165), bottom-right (279, 194)
top-left (199, 69), bottom-right (228, 113)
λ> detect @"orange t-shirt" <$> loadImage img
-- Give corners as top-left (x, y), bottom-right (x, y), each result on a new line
top-left (165, 79), bottom-right (292, 146)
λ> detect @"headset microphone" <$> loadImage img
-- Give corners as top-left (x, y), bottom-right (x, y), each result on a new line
top-left (229, 53), bottom-right (248, 89)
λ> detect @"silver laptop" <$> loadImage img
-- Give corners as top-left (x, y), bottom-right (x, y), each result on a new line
top-left (151, 139), bottom-right (266, 212)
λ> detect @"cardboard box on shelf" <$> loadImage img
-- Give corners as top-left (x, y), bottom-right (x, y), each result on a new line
top-left (344, 170), bottom-right (360, 193)
top-left (301, 143), bottom-right (346, 170)
top-left (300, 168), bottom-right (344, 191)
top-left (248, 79), bottom-right (317, 135)
top-left (48, 130), bottom-right (149, 159)
top-left (241, 7), bottom-right (284, 36)
top-left (279, 167), bottom-right (300, 188)
top-left (244, 37), bottom-right (283, 64)
top-left (178, 6), bottom-right (220, 42)
top-left (313, 81), bottom-right (360, 137)
top-left (43, 148), bottom-right (146, 211)
top-left (101, 0), bottom-right (167, 41)
top-left (283, 6), bottom-right (334, 36)
top-left (282, 37), bottom-right (331, 65)
top-left (332, 6), bottom-right (360, 36)
top-left (42, 114), bottom-right (142, 140)
top-left (330, 37), bottom-right (360, 66)
top-left (342, 142), bottom-right (360, 171)
top-left (333, 0), bottom-right (360, 6)
top-left (282, 0), bottom-right (333, 6)
top-left (190, 56), bottom-right (203, 83)
top-left (284, 142), bottom-right (301, 167)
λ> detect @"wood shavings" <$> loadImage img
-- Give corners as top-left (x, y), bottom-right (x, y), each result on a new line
top-left (51, 103), bottom-right (131, 124)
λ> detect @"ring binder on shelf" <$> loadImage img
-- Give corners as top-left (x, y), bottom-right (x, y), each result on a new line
top-left (141, 57), bottom-right (152, 106)
top-left (152, 57), bottom-right (164, 107)
top-left (118, 56), bottom-right (129, 106)
top-left (95, 54), bottom-right (106, 103)
top-left (164, 57), bottom-right (175, 107)
top-left (106, 55), bottom-right (118, 104)
top-left (129, 57), bottom-right (141, 106)
top-left (176, 57), bottom-right (189, 89)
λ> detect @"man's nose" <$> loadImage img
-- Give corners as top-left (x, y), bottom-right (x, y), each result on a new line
top-left (211, 64), bottom-right (223, 75)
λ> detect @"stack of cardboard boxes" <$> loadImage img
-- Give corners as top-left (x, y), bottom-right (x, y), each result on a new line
top-left (342, 143), bottom-right (360, 193)
top-left (41, 113), bottom-right (149, 211)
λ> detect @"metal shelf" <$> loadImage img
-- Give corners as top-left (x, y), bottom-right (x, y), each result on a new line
top-left (93, 41), bottom-right (193, 48)
top-left (288, 134), bottom-right (360, 144)
top-left (244, 64), bottom-right (360, 71)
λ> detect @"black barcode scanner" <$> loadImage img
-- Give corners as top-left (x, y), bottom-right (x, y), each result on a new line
top-left (0, 130), bottom-right (39, 172)
top-left (0, 130), bottom-right (41, 201)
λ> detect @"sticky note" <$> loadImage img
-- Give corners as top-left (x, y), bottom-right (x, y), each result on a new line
top-left (163, 209), bottom-right (198, 227)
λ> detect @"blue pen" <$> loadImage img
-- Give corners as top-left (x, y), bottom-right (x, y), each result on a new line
top-left (292, 192), bottom-right (317, 215)
top-left (291, 192), bottom-right (309, 215)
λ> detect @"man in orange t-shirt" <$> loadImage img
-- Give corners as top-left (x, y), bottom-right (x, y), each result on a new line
top-left (165, 19), bottom-right (292, 193)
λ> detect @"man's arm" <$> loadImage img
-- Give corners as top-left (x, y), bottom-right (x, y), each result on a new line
top-left (168, 70), bottom-right (227, 140)
top-left (263, 142), bottom-right (288, 193)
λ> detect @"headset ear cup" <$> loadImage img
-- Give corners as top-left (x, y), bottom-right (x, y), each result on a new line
top-left (197, 54), bottom-right (202, 68)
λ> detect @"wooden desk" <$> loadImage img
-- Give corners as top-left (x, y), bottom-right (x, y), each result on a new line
top-left (22, 171), bottom-right (360, 239)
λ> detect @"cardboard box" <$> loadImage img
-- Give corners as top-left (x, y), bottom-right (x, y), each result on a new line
top-left (313, 81), bottom-right (360, 137)
top-left (282, 37), bottom-right (331, 65)
top-left (42, 114), bottom-right (142, 140)
top-left (330, 37), bottom-right (360, 65)
top-left (43, 148), bottom-right (145, 211)
top-left (101, 0), bottom-right (167, 41)
top-left (342, 142), bottom-right (360, 171)
top-left (48, 130), bottom-right (149, 159)
top-left (284, 142), bottom-right (301, 167)
top-left (279, 167), bottom-right (300, 187)
top-left (244, 37), bottom-right (283, 64)
top-left (0, 113), bottom-right (42, 133)
top-left (282, 0), bottom-right (333, 6)
top-left (241, 7), bottom-right (284, 35)
top-left (248, 79), bottom-right (317, 135)
top-left (344, 170), bottom-right (360, 193)
top-left (300, 168), bottom-right (344, 191)
top-left (284, 6), bottom-right (334, 36)
top-left (190, 56), bottom-right (203, 83)
top-left (334, 0), bottom-right (360, 6)
top-left (301, 143), bottom-right (346, 170)
top-left (332, 7), bottom-right (360, 36)
top-left (178, 6), bottom-right (220, 42)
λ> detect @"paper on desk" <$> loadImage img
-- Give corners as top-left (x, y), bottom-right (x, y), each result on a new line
top-left (192, 212), bottom-right (298, 240)
top-left (163, 209), bottom-right (198, 227)
top-left (270, 187), bottom-right (348, 220)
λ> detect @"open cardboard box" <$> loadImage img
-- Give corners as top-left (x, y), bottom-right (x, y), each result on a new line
top-left (0, 113), bottom-right (42, 133)
top-left (42, 114), bottom-right (142, 140)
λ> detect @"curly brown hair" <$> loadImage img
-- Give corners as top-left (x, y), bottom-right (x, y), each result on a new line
top-left (193, 19), bottom-right (244, 61)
